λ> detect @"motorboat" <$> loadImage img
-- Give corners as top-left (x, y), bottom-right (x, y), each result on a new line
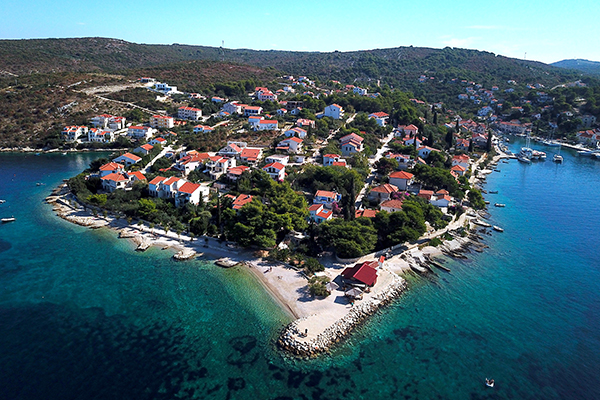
top-left (493, 226), bottom-right (504, 232)
top-left (494, 203), bottom-right (506, 207)
top-left (517, 155), bottom-right (531, 164)
top-left (0, 200), bottom-right (5, 204)
top-left (486, 378), bottom-right (495, 388)
top-left (488, 191), bottom-right (498, 194)
top-left (553, 154), bottom-right (563, 163)
top-left (1, 217), bottom-right (16, 223)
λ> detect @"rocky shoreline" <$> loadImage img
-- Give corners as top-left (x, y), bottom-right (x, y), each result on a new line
top-left (278, 278), bottom-right (407, 358)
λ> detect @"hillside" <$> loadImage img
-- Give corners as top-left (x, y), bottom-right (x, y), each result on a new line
top-left (551, 59), bottom-right (600, 75)
top-left (0, 38), bottom-right (579, 91)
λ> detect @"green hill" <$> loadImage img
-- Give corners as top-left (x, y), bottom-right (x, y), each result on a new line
top-left (551, 59), bottom-right (600, 75)
top-left (0, 37), bottom-right (579, 90)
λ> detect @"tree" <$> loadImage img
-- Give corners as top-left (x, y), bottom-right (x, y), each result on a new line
top-left (318, 218), bottom-right (377, 258)
top-left (486, 132), bottom-right (493, 152)
top-left (308, 276), bottom-right (330, 297)
top-left (468, 139), bottom-right (474, 153)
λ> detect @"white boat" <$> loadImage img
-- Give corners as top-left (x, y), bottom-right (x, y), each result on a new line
top-left (494, 203), bottom-right (506, 207)
top-left (553, 154), bottom-right (563, 163)
top-left (1, 217), bottom-right (16, 223)
top-left (517, 155), bottom-right (531, 164)
top-left (0, 199), bottom-right (5, 204)
top-left (493, 226), bottom-right (504, 232)
top-left (578, 150), bottom-right (595, 157)
top-left (486, 378), bottom-right (495, 388)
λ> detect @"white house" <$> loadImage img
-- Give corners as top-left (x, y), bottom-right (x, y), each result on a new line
top-left (127, 126), bottom-right (156, 140)
top-left (239, 148), bottom-right (263, 164)
top-left (368, 183), bottom-right (399, 203)
top-left (262, 162), bottom-right (286, 181)
top-left (218, 142), bottom-right (244, 157)
top-left (153, 82), bottom-right (178, 95)
top-left (150, 115), bottom-right (174, 129)
top-left (87, 129), bottom-right (114, 143)
top-left (368, 112), bottom-right (389, 126)
top-left (308, 204), bottom-right (333, 224)
top-left (323, 154), bottom-right (342, 166)
top-left (323, 104), bottom-right (344, 119)
top-left (244, 106), bottom-right (263, 116)
top-left (353, 87), bottom-right (368, 96)
top-left (222, 101), bottom-right (245, 115)
top-left (175, 182), bottom-right (209, 207)
top-left (284, 127), bottom-right (307, 139)
top-left (340, 133), bottom-right (364, 156)
top-left (149, 137), bottom-right (167, 146)
top-left (451, 154), bottom-right (471, 170)
top-left (255, 119), bottom-right (278, 131)
top-left (276, 137), bottom-right (303, 153)
top-left (98, 162), bottom-right (124, 177)
top-left (396, 124), bottom-right (419, 137)
top-left (62, 126), bottom-right (88, 142)
top-left (177, 106), bottom-right (202, 121)
top-left (205, 156), bottom-right (236, 180)
top-left (313, 190), bottom-right (342, 208)
top-left (296, 118), bottom-right (315, 129)
top-left (389, 171), bottom-right (414, 191)
top-left (265, 154), bottom-right (289, 165)
top-left (380, 199), bottom-right (404, 213)
top-left (101, 173), bottom-right (129, 193)
top-left (90, 114), bottom-right (126, 130)
top-left (430, 190), bottom-right (453, 208)
top-left (113, 152), bottom-right (142, 167)
top-left (193, 124), bottom-right (214, 134)
top-left (417, 146), bottom-right (439, 159)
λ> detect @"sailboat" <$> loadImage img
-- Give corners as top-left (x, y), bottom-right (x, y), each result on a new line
top-left (553, 144), bottom-right (563, 163)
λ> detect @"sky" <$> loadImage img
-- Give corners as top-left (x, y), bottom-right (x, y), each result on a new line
top-left (1, 0), bottom-right (598, 64)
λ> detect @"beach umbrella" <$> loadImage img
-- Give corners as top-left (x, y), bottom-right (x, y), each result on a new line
top-left (345, 287), bottom-right (363, 298)
top-left (326, 281), bottom-right (339, 292)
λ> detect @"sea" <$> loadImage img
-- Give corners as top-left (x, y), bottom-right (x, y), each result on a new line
top-left (0, 142), bottom-right (599, 400)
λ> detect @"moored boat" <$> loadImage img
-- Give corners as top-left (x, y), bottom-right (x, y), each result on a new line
top-left (215, 258), bottom-right (239, 268)
top-left (1, 217), bottom-right (16, 223)
top-left (553, 154), bottom-right (563, 163)
top-left (493, 226), bottom-right (504, 232)
top-left (488, 190), bottom-right (498, 194)
top-left (0, 199), bottom-right (5, 204)
top-left (494, 203), bottom-right (505, 207)
top-left (517, 155), bottom-right (531, 164)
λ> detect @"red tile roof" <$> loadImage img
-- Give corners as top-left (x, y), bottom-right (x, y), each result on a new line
top-left (355, 209), bottom-right (378, 218)
top-left (178, 182), bottom-right (201, 194)
top-left (389, 171), bottom-right (414, 180)
top-left (371, 183), bottom-right (399, 194)
top-left (149, 176), bottom-right (166, 185)
top-left (341, 262), bottom-right (378, 286)
top-left (99, 162), bottom-right (123, 171)
top-left (380, 199), bottom-right (404, 210)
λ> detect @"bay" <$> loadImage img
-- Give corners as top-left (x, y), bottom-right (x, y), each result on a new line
top-left (0, 145), bottom-right (598, 400)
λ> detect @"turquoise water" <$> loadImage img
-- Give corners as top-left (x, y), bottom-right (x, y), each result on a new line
top-left (1, 147), bottom-right (599, 399)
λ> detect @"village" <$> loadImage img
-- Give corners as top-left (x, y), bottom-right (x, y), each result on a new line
top-left (51, 71), bottom-right (600, 356)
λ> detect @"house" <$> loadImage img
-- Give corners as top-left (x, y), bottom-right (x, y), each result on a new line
top-left (368, 112), bottom-right (389, 126)
top-left (417, 189), bottom-right (434, 201)
top-left (276, 137), bottom-right (303, 154)
top-left (353, 87), bottom-right (368, 96)
top-left (576, 130), bottom-right (599, 146)
top-left (472, 133), bottom-right (488, 147)
top-left (226, 165), bottom-right (251, 181)
top-left (98, 162), bottom-right (124, 177)
top-left (284, 127), bottom-right (307, 139)
top-left (90, 114), bottom-right (126, 130)
top-left (386, 153), bottom-right (412, 166)
top-left (340, 133), bottom-right (364, 156)
top-left (62, 126), bottom-right (88, 142)
top-left (368, 184), bottom-right (399, 203)
top-left (153, 82), bottom-right (178, 94)
top-left (456, 138), bottom-right (470, 151)
top-left (389, 171), bottom-right (414, 191)
top-left (276, 108), bottom-right (288, 116)
top-left (308, 204), bottom-right (333, 224)
top-left (193, 124), bottom-right (214, 134)
top-left (257, 90), bottom-right (277, 102)
top-left (430, 190), bottom-right (452, 208)
top-left (313, 190), bottom-right (342, 208)
top-left (399, 135), bottom-right (423, 148)
top-left (289, 107), bottom-right (303, 116)
top-left (101, 173), bottom-right (129, 193)
top-left (355, 209), bottom-right (379, 218)
top-left (211, 96), bottom-right (226, 103)
top-left (248, 116), bottom-right (263, 129)
top-left (452, 154), bottom-right (471, 170)
top-left (239, 147), bottom-right (263, 164)
top-left (205, 156), bottom-right (236, 180)
top-left (255, 119), bottom-right (278, 131)
top-left (150, 115), bottom-right (174, 129)
top-left (397, 124), bottom-right (419, 137)
top-left (231, 194), bottom-right (253, 210)
top-left (218, 142), bottom-right (244, 157)
top-left (380, 199), bottom-right (404, 213)
top-left (417, 146), bottom-right (440, 159)
top-left (265, 154), bottom-right (289, 165)
top-left (244, 106), bottom-right (263, 116)
top-left (177, 106), bottom-right (202, 120)
top-left (174, 153), bottom-right (209, 175)
top-left (175, 182), bottom-right (209, 207)
top-left (113, 152), bottom-right (141, 167)
top-left (127, 126), bottom-right (156, 140)
top-left (323, 154), bottom-right (342, 166)
top-left (222, 101), bottom-right (244, 115)
top-left (126, 170), bottom-right (147, 185)
top-left (87, 129), bottom-right (114, 143)
top-left (341, 261), bottom-right (378, 286)
top-left (323, 104), bottom-right (344, 119)
top-left (296, 118), bottom-right (315, 129)
top-left (262, 162), bottom-right (286, 181)
top-left (133, 143), bottom-right (153, 156)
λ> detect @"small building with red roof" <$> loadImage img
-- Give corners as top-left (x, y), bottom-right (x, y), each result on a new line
top-left (368, 183), bottom-right (399, 203)
top-left (380, 199), bottom-right (404, 213)
top-left (101, 172), bottom-right (129, 192)
top-left (113, 152), bottom-right (142, 167)
top-left (341, 261), bottom-right (378, 287)
top-left (355, 209), bottom-right (379, 218)
top-left (389, 171), bottom-right (414, 191)
top-left (308, 204), bottom-right (333, 224)
top-left (231, 194), bottom-right (253, 210)
top-left (98, 162), bottom-right (124, 177)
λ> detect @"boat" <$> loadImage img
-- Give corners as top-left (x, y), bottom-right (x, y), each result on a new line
top-left (61, 152), bottom-right (68, 156)
top-left (484, 200), bottom-right (490, 205)
top-left (578, 150), bottom-right (595, 157)
top-left (473, 219), bottom-right (491, 227)
top-left (486, 378), bottom-right (495, 388)
top-left (36, 182), bottom-right (46, 186)
top-left (493, 226), bottom-right (504, 232)
top-left (0, 199), bottom-right (5, 204)
top-left (488, 191), bottom-right (498, 194)
top-left (494, 169), bottom-right (501, 172)
top-left (1, 217), bottom-right (16, 223)
top-left (517, 155), bottom-right (531, 164)
top-left (502, 160), bottom-right (509, 164)
top-left (494, 203), bottom-right (505, 207)
top-left (215, 258), bottom-right (239, 268)
top-left (553, 154), bottom-right (563, 163)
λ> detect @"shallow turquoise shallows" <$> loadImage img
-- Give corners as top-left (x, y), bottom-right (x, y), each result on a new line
top-left (0, 144), bottom-right (599, 400)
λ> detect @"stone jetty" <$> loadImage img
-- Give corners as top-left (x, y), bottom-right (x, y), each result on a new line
top-left (278, 278), bottom-right (407, 358)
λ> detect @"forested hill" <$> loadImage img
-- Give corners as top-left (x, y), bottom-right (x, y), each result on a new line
top-left (0, 37), bottom-right (580, 88)
top-left (551, 59), bottom-right (600, 75)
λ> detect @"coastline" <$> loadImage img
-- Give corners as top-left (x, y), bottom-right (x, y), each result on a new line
top-left (46, 149), bottom-right (501, 358)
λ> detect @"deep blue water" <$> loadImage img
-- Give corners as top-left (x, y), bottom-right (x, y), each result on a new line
top-left (0, 146), bottom-right (599, 400)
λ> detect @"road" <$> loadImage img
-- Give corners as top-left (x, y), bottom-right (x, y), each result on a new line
top-left (354, 129), bottom-right (398, 208)
top-left (307, 113), bottom-right (357, 162)
top-left (142, 144), bottom-right (177, 174)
